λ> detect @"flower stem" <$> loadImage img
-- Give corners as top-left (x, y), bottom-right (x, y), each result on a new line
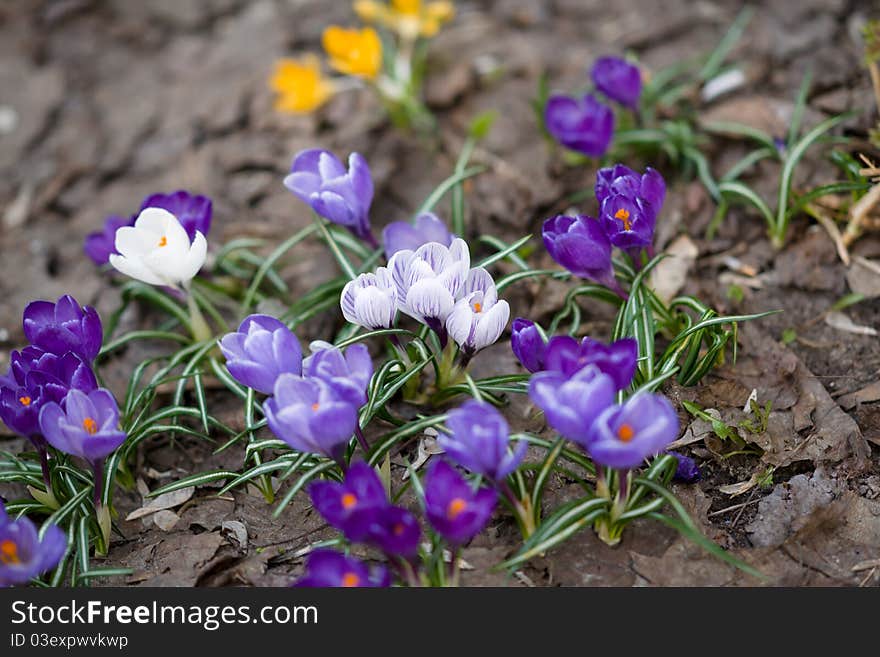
top-left (354, 425), bottom-right (370, 453)
top-left (186, 291), bottom-right (213, 342)
top-left (500, 481), bottom-right (537, 540)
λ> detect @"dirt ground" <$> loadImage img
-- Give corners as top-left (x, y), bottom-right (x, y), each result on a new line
top-left (1, 0), bottom-right (879, 586)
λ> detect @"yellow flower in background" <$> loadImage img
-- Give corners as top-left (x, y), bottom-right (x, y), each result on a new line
top-left (322, 26), bottom-right (383, 80)
top-left (354, 0), bottom-right (454, 40)
top-left (270, 55), bottom-right (336, 113)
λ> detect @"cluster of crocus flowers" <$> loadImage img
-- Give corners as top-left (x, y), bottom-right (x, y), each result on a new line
top-left (0, 501), bottom-right (66, 588)
top-left (219, 316), bottom-right (373, 465)
top-left (542, 163), bottom-right (665, 295)
top-left (544, 55), bottom-right (642, 158)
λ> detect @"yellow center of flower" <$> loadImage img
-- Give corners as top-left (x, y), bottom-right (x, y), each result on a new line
top-left (322, 26), bottom-right (382, 80)
top-left (473, 302), bottom-right (482, 313)
top-left (82, 417), bottom-right (98, 435)
top-left (311, 403), bottom-right (320, 412)
top-left (158, 236), bottom-right (167, 247)
top-left (269, 55), bottom-right (336, 114)
top-left (446, 497), bottom-right (467, 520)
top-left (341, 572), bottom-right (360, 587)
top-left (18, 396), bottom-right (31, 407)
top-left (617, 423), bottom-right (635, 443)
top-left (0, 539), bottom-right (20, 565)
top-left (614, 208), bottom-right (632, 231)
top-left (393, 523), bottom-right (405, 536)
top-left (341, 493), bottom-right (357, 510)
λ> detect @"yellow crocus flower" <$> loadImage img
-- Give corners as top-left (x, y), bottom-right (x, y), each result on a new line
top-left (354, 0), bottom-right (454, 40)
top-left (270, 55), bottom-right (336, 113)
top-left (322, 26), bottom-right (383, 80)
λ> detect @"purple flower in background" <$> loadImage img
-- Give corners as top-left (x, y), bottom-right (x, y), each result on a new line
top-left (424, 460), bottom-right (496, 546)
top-left (528, 365), bottom-right (616, 447)
top-left (586, 393), bottom-right (679, 469)
top-left (446, 268), bottom-right (510, 358)
top-left (293, 549), bottom-right (389, 588)
top-left (591, 56), bottom-right (642, 110)
top-left (439, 400), bottom-right (526, 481)
top-left (340, 268), bottom-right (397, 330)
top-left (349, 505), bottom-right (421, 559)
top-left (510, 318), bottom-right (548, 373)
top-left (309, 462), bottom-right (388, 540)
top-left (264, 374), bottom-right (358, 459)
top-left (543, 336), bottom-right (637, 390)
top-left (383, 212), bottom-right (453, 259)
top-left (219, 314), bottom-right (302, 395)
top-left (38, 388), bottom-right (126, 467)
top-left (304, 342), bottom-right (373, 408)
top-left (23, 295), bottom-right (102, 362)
top-left (596, 165), bottom-right (665, 253)
top-left (542, 215), bottom-right (623, 296)
top-left (668, 451), bottom-right (701, 483)
top-left (84, 215), bottom-right (134, 266)
top-left (140, 190), bottom-right (213, 242)
top-left (0, 503), bottom-right (66, 588)
top-left (545, 93), bottom-right (614, 157)
top-left (284, 149), bottom-right (377, 247)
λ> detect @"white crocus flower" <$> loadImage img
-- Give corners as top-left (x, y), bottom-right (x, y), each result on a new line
top-left (446, 267), bottom-right (510, 358)
top-left (341, 267), bottom-right (397, 329)
top-left (109, 207), bottom-right (207, 289)
top-left (388, 238), bottom-right (470, 333)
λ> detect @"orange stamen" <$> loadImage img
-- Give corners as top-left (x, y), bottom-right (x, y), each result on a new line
top-left (614, 207), bottom-right (632, 231)
top-left (82, 417), bottom-right (98, 435)
top-left (18, 396), bottom-right (31, 407)
top-left (473, 302), bottom-right (483, 313)
top-left (311, 403), bottom-right (320, 411)
top-left (617, 423), bottom-right (635, 442)
top-left (341, 493), bottom-right (357, 509)
top-left (0, 539), bottom-right (20, 565)
top-left (393, 523), bottom-right (405, 536)
top-left (158, 236), bottom-right (168, 247)
top-left (446, 497), bottom-right (467, 520)
top-left (341, 572), bottom-right (360, 587)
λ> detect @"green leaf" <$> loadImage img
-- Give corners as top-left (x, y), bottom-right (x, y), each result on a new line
top-left (148, 470), bottom-right (238, 497)
top-left (416, 165), bottom-right (485, 216)
top-left (718, 181), bottom-right (775, 228)
top-left (468, 110), bottom-right (498, 139)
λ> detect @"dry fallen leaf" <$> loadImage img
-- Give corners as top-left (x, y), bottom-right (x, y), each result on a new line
top-left (126, 486), bottom-right (195, 521)
top-left (152, 510), bottom-right (180, 531)
top-left (221, 520), bottom-right (249, 550)
top-left (649, 234), bottom-right (698, 303)
top-left (824, 311), bottom-right (877, 336)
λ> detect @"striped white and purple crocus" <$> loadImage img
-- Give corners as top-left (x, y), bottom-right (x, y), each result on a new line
top-left (340, 267), bottom-right (397, 330)
top-left (445, 268), bottom-right (510, 360)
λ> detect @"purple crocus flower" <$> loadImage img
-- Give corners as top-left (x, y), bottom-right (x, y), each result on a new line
top-left (348, 505), bottom-right (421, 559)
top-left (544, 93), bottom-right (614, 157)
top-left (543, 336), bottom-right (637, 390)
top-left (0, 504), bottom-right (66, 588)
top-left (38, 388), bottom-right (126, 467)
top-left (668, 450), bottom-right (701, 483)
top-left (139, 190), bottom-right (213, 242)
top-left (263, 374), bottom-right (358, 460)
top-left (23, 295), bottom-right (102, 362)
top-left (439, 400), bottom-right (526, 482)
top-left (528, 365), bottom-right (617, 447)
top-left (595, 165), bottom-right (665, 253)
top-left (84, 214), bottom-right (134, 266)
top-left (510, 318), bottom-right (548, 373)
top-left (219, 314), bottom-right (302, 395)
top-left (283, 149), bottom-right (377, 247)
top-left (303, 342), bottom-right (373, 408)
top-left (383, 212), bottom-right (453, 259)
top-left (424, 460), bottom-right (496, 546)
top-left (591, 56), bottom-right (642, 110)
top-left (309, 462), bottom-right (389, 541)
top-left (293, 549), bottom-right (389, 588)
top-left (542, 215), bottom-right (624, 296)
top-left (586, 393), bottom-right (679, 469)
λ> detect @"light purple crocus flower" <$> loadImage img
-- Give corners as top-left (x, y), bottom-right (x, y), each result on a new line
top-left (596, 165), bottom-right (665, 254)
top-left (264, 374), bottom-right (358, 460)
top-left (23, 295), bottom-right (102, 363)
top-left (542, 215), bottom-right (624, 297)
top-left (439, 400), bottom-right (526, 482)
top-left (283, 149), bottom-right (377, 247)
top-left (309, 462), bottom-right (389, 541)
top-left (84, 214), bottom-right (135, 266)
top-left (382, 212), bottom-right (453, 259)
top-left (219, 315), bottom-right (302, 395)
top-left (591, 56), bottom-right (642, 110)
top-left (586, 393), bottom-right (679, 469)
top-left (544, 93), bottom-right (614, 157)
top-left (543, 336), bottom-right (637, 390)
top-left (0, 502), bottom-right (66, 588)
top-left (140, 190), bottom-right (213, 242)
top-left (446, 268), bottom-right (510, 359)
top-left (348, 505), bottom-right (421, 559)
top-left (303, 342), bottom-right (373, 408)
top-left (528, 365), bottom-right (617, 447)
top-left (340, 267), bottom-right (397, 330)
top-left (510, 318), bottom-right (548, 373)
top-left (293, 549), bottom-right (389, 588)
top-left (424, 460), bottom-right (496, 546)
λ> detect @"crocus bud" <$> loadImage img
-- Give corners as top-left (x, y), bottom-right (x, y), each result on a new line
top-left (284, 149), bottom-right (376, 246)
top-left (591, 56), bottom-right (642, 110)
top-left (510, 318), bottom-right (548, 373)
top-left (219, 315), bottom-right (303, 395)
top-left (341, 268), bottom-right (397, 330)
top-left (109, 207), bottom-right (207, 290)
top-left (23, 295), bottom-right (103, 362)
top-left (544, 93), bottom-right (614, 157)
